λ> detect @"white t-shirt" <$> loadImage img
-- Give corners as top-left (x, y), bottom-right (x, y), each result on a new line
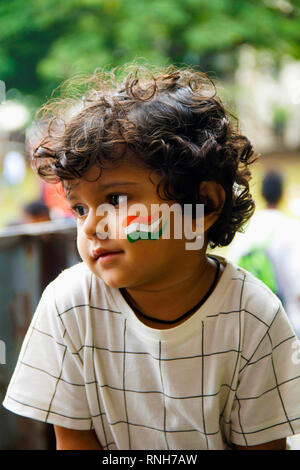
top-left (227, 209), bottom-right (300, 337)
top-left (3, 258), bottom-right (300, 450)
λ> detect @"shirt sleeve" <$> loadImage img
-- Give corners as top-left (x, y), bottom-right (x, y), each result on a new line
top-left (2, 281), bottom-right (93, 431)
top-left (230, 304), bottom-right (300, 447)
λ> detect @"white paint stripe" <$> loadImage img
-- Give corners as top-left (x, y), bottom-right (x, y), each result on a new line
top-left (125, 216), bottom-right (162, 235)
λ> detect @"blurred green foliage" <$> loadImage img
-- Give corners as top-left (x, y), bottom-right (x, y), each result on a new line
top-left (1, 0), bottom-right (300, 103)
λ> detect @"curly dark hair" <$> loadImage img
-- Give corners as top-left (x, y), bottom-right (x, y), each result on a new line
top-left (33, 65), bottom-right (256, 248)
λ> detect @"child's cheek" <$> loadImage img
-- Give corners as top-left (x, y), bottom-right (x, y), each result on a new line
top-left (76, 224), bottom-right (90, 261)
top-left (122, 210), bottom-right (168, 244)
top-left (95, 210), bottom-right (123, 241)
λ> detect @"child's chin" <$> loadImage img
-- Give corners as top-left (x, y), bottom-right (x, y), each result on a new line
top-left (98, 273), bottom-right (128, 289)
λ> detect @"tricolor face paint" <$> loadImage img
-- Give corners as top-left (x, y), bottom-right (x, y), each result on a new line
top-left (95, 200), bottom-right (204, 249)
top-left (122, 209), bottom-right (168, 243)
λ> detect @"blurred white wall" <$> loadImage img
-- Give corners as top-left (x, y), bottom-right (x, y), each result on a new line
top-left (234, 45), bottom-right (300, 153)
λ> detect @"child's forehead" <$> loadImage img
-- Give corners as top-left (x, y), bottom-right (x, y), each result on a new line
top-left (63, 160), bottom-right (157, 196)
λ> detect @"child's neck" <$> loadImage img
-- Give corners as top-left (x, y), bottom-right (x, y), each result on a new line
top-left (121, 254), bottom-right (223, 329)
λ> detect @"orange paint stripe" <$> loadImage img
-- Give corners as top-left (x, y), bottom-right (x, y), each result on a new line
top-left (122, 209), bottom-right (160, 228)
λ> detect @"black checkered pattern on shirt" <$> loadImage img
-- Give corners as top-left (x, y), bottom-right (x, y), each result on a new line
top-left (3, 261), bottom-right (300, 449)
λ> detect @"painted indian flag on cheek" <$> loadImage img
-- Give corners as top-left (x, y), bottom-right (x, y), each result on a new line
top-left (122, 209), bottom-right (168, 243)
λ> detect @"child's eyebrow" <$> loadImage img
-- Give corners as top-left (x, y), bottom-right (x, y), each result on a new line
top-left (98, 181), bottom-right (139, 190)
top-left (65, 181), bottom-right (139, 201)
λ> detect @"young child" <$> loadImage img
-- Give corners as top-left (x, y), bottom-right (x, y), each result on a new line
top-left (3, 66), bottom-right (300, 450)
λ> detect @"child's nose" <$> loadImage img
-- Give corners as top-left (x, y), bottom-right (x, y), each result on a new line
top-left (82, 210), bottom-right (106, 238)
top-left (82, 211), bottom-right (96, 237)
top-left (83, 211), bottom-right (108, 238)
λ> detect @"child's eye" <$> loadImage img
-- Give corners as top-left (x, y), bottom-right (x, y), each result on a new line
top-left (107, 194), bottom-right (127, 207)
top-left (72, 204), bottom-right (88, 218)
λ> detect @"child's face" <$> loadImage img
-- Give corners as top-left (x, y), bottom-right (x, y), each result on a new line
top-left (65, 159), bottom-right (205, 290)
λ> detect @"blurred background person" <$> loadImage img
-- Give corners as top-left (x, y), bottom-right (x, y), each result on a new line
top-left (5, 199), bottom-right (51, 226)
top-left (228, 170), bottom-right (300, 338)
top-left (22, 200), bottom-right (51, 224)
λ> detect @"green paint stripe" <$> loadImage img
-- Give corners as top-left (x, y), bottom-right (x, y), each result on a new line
top-left (127, 220), bottom-right (168, 243)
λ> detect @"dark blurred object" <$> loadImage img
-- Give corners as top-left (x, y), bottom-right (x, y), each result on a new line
top-left (22, 200), bottom-right (51, 224)
top-left (262, 171), bottom-right (283, 207)
top-left (0, 220), bottom-right (80, 449)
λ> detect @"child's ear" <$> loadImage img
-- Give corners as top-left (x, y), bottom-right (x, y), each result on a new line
top-left (199, 181), bottom-right (226, 231)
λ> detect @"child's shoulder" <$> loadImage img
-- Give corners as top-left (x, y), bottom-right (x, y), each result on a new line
top-left (47, 262), bottom-right (106, 310)
top-left (54, 261), bottom-right (92, 288)
top-left (223, 257), bottom-right (282, 324)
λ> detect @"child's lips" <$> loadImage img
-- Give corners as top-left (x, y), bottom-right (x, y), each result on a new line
top-left (92, 247), bottom-right (124, 261)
